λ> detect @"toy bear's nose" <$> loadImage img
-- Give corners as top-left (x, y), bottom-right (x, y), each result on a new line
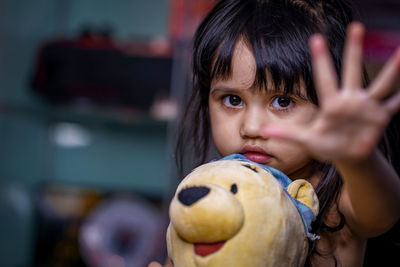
top-left (178, 186), bottom-right (210, 206)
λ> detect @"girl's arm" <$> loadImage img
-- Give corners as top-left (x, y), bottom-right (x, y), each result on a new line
top-left (262, 22), bottom-right (400, 238)
top-left (337, 148), bottom-right (400, 236)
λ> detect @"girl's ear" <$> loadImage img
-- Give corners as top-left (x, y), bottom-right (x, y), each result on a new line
top-left (287, 179), bottom-right (319, 216)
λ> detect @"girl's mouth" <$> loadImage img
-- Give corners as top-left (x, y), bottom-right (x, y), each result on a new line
top-left (241, 147), bottom-right (272, 164)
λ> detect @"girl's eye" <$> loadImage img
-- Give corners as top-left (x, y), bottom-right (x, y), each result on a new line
top-left (223, 95), bottom-right (243, 108)
top-left (271, 96), bottom-right (293, 109)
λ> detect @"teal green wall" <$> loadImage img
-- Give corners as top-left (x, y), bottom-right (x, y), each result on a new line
top-left (0, 1), bottom-right (173, 266)
top-left (67, 0), bottom-right (168, 38)
top-left (0, 0), bottom-right (169, 103)
top-left (0, 0), bottom-right (172, 191)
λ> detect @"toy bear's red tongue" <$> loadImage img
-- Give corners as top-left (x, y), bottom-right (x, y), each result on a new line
top-left (194, 241), bottom-right (226, 257)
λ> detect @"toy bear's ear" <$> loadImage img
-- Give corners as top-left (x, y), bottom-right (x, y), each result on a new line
top-left (286, 179), bottom-right (319, 216)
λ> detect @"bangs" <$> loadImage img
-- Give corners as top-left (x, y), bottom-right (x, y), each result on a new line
top-left (212, 33), bottom-right (313, 100)
top-left (198, 0), bottom-right (323, 103)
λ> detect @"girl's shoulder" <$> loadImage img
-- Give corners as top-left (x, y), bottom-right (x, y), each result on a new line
top-left (313, 202), bottom-right (367, 266)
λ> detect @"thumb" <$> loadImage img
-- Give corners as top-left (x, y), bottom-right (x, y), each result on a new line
top-left (148, 262), bottom-right (163, 267)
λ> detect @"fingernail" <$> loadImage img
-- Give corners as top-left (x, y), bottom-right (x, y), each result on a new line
top-left (349, 22), bottom-right (365, 43)
top-left (310, 34), bottom-right (325, 55)
top-left (350, 21), bottom-right (365, 31)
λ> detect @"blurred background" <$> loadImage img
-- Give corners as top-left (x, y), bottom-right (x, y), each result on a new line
top-left (0, 0), bottom-right (398, 267)
top-left (0, 0), bottom-right (214, 266)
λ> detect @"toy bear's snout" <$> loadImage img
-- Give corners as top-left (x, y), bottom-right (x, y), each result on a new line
top-left (170, 183), bottom-right (245, 243)
top-left (178, 186), bottom-right (210, 206)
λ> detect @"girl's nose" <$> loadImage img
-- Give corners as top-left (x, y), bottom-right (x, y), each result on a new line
top-left (240, 108), bottom-right (268, 139)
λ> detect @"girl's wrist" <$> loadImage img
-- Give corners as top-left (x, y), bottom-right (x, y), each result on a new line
top-left (334, 148), bottom-right (379, 170)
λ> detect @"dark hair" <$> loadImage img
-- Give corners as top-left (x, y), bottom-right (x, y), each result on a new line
top-left (175, 0), bottom-right (400, 265)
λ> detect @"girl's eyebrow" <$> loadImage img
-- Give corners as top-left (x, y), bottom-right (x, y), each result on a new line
top-left (210, 86), bottom-right (243, 96)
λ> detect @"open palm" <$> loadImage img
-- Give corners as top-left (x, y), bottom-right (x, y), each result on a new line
top-left (262, 22), bottom-right (400, 163)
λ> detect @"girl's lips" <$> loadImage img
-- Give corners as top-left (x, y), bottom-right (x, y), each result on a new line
top-left (241, 151), bottom-right (272, 164)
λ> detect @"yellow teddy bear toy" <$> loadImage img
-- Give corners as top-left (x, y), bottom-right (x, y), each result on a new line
top-left (167, 154), bottom-right (319, 267)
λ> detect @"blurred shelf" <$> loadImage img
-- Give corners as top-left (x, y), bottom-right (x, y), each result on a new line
top-left (0, 100), bottom-right (174, 196)
top-left (0, 101), bottom-right (169, 132)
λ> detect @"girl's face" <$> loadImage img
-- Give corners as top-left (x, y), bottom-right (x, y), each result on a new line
top-left (209, 40), bottom-right (318, 180)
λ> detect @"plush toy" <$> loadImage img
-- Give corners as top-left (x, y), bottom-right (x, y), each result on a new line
top-left (167, 154), bottom-right (319, 267)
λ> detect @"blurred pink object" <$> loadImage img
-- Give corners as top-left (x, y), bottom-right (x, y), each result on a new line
top-left (364, 30), bottom-right (400, 62)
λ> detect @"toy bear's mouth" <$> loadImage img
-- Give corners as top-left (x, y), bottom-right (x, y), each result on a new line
top-left (194, 241), bottom-right (226, 257)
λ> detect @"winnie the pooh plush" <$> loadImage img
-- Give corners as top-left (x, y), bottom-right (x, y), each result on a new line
top-left (167, 154), bottom-right (319, 267)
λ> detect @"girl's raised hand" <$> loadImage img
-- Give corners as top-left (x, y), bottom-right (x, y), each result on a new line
top-left (262, 22), bottom-right (400, 163)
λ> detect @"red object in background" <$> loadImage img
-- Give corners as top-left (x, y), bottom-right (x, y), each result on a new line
top-left (31, 30), bottom-right (173, 109)
top-left (169, 0), bottom-right (215, 40)
top-left (364, 30), bottom-right (400, 63)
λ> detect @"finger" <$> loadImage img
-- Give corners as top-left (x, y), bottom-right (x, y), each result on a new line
top-left (368, 47), bottom-right (400, 100)
top-left (342, 22), bottom-right (365, 90)
top-left (384, 89), bottom-right (400, 115)
top-left (165, 258), bottom-right (174, 267)
top-left (310, 34), bottom-right (338, 103)
top-left (148, 262), bottom-right (163, 267)
top-left (261, 123), bottom-right (309, 145)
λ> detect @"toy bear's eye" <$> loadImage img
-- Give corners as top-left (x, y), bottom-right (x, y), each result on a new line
top-left (230, 183), bottom-right (238, 194)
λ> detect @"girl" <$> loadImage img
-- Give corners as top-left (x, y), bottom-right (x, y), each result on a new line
top-left (150, 0), bottom-right (400, 266)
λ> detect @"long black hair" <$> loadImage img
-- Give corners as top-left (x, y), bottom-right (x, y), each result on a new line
top-left (175, 0), bottom-right (400, 265)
